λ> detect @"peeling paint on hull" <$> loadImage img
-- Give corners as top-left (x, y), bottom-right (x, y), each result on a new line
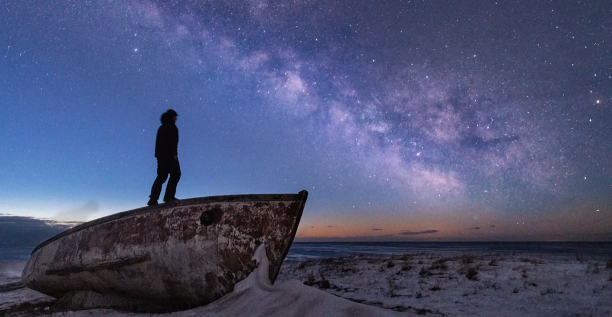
top-left (22, 191), bottom-right (308, 312)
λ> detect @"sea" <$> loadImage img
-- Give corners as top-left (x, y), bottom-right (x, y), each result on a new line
top-left (3, 242), bottom-right (611, 263)
top-left (0, 245), bottom-right (38, 262)
top-left (284, 242), bottom-right (612, 262)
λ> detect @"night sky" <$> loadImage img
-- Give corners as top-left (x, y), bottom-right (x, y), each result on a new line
top-left (2, 0), bottom-right (611, 241)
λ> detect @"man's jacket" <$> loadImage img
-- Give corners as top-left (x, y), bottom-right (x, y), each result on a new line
top-left (155, 122), bottom-right (178, 159)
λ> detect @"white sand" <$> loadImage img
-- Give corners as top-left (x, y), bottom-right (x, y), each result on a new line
top-left (2, 252), bottom-right (611, 316)
top-left (277, 253), bottom-right (612, 316)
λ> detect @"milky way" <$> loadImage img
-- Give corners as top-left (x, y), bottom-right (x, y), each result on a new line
top-left (2, 0), bottom-right (611, 240)
top-left (117, 0), bottom-right (611, 202)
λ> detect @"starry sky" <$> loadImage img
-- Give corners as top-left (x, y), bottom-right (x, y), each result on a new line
top-left (1, 0), bottom-right (611, 242)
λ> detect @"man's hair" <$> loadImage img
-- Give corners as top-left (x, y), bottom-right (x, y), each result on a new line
top-left (160, 109), bottom-right (178, 124)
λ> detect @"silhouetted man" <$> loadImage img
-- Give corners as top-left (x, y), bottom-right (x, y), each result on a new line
top-left (148, 109), bottom-right (181, 206)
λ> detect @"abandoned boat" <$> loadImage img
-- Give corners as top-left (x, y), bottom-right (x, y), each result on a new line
top-left (22, 191), bottom-right (308, 311)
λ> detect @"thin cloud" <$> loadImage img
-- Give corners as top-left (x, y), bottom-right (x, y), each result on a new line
top-left (398, 229), bottom-right (438, 235)
top-left (372, 228), bottom-right (383, 231)
top-left (472, 227), bottom-right (481, 230)
top-left (55, 201), bottom-right (100, 222)
top-left (0, 216), bottom-right (79, 247)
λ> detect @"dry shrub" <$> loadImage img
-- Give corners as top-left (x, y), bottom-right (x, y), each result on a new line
top-left (298, 260), bottom-right (315, 269)
top-left (587, 262), bottom-right (600, 274)
top-left (419, 266), bottom-right (430, 277)
top-left (461, 254), bottom-right (476, 264)
top-left (321, 258), bottom-right (335, 264)
top-left (541, 288), bottom-right (560, 295)
top-left (304, 272), bottom-right (316, 286)
top-left (520, 258), bottom-right (544, 265)
top-left (400, 254), bottom-right (412, 261)
top-left (431, 258), bottom-right (449, 270)
top-left (303, 270), bottom-right (330, 289)
top-left (521, 270), bottom-right (528, 278)
top-left (466, 267), bottom-right (478, 281)
top-left (387, 277), bottom-right (398, 297)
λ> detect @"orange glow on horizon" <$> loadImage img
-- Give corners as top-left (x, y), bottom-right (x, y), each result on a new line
top-left (295, 205), bottom-right (612, 241)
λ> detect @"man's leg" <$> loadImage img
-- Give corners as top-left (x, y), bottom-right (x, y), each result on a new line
top-left (149, 159), bottom-right (170, 203)
top-left (163, 160), bottom-right (181, 202)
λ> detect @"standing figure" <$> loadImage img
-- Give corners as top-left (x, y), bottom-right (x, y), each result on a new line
top-left (148, 109), bottom-right (181, 206)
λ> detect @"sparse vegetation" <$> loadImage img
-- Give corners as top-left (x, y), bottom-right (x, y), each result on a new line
top-left (586, 262), bottom-right (600, 274)
top-left (321, 258), bottom-right (335, 264)
top-left (303, 270), bottom-right (330, 289)
top-left (274, 251), bottom-right (612, 317)
top-left (387, 277), bottom-right (399, 297)
top-left (304, 271), bottom-right (316, 286)
top-left (399, 254), bottom-right (412, 261)
top-left (430, 258), bottom-right (449, 270)
top-left (520, 258), bottom-right (544, 265)
top-left (298, 260), bottom-right (315, 269)
top-left (541, 288), bottom-right (560, 295)
top-left (401, 264), bottom-right (413, 271)
top-left (419, 266), bottom-right (429, 277)
top-left (340, 262), bottom-right (356, 273)
top-left (461, 254), bottom-right (476, 264)
top-left (466, 267), bottom-right (478, 281)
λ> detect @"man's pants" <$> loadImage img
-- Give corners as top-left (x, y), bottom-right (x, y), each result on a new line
top-left (150, 158), bottom-right (181, 201)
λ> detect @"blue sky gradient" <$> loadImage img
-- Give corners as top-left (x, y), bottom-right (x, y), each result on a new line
top-left (2, 0), bottom-right (611, 241)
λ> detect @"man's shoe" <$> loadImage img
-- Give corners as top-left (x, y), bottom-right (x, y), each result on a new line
top-left (147, 199), bottom-right (158, 206)
top-left (164, 197), bottom-right (179, 203)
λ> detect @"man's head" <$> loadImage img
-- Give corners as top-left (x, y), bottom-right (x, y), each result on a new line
top-left (161, 109), bottom-right (178, 124)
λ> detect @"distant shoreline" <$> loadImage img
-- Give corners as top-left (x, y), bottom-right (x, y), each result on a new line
top-left (3, 241), bottom-right (612, 263)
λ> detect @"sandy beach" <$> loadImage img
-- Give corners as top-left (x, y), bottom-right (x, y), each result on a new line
top-left (2, 252), bottom-right (611, 316)
top-left (277, 253), bottom-right (612, 316)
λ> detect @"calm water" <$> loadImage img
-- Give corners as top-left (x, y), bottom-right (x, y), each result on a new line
top-left (0, 245), bottom-right (37, 262)
top-left (285, 242), bottom-right (612, 262)
top-left (2, 242), bottom-right (611, 263)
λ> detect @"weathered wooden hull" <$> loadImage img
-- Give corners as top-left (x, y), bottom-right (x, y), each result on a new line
top-left (22, 191), bottom-right (307, 311)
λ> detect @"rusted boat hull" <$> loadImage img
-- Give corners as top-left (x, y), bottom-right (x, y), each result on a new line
top-left (22, 191), bottom-right (307, 311)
